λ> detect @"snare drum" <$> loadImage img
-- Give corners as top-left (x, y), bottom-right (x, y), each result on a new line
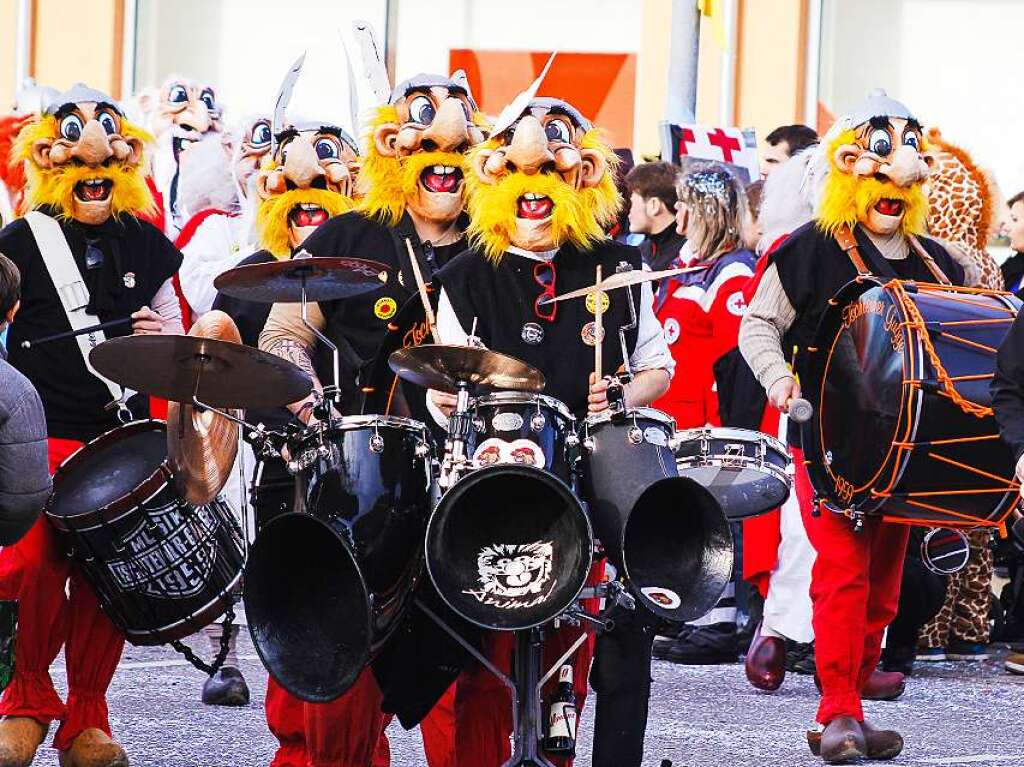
top-left (45, 420), bottom-right (245, 646)
top-left (468, 392), bottom-right (577, 482)
top-left (674, 427), bottom-right (792, 520)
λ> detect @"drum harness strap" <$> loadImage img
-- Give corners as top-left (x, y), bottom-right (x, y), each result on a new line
top-left (23, 212), bottom-right (134, 421)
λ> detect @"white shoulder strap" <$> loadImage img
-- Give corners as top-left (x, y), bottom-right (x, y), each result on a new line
top-left (23, 211), bottom-right (125, 403)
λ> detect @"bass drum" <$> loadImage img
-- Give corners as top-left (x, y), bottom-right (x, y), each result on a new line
top-left (244, 415), bottom-right (434, 702)
top-left (45, 420), bottom-right (244, 645)
top-left (803, 278), bottom-right (1021, 527)
top-left (580, 408), bottom-right (733, 623)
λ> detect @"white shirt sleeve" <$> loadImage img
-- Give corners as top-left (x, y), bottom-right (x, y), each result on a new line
top-left (629, 280), bottom-right (675, 379)
top-left (179, 215), bottom-right (250, 317)
top-left (425, 290), bottom-right (474, 428)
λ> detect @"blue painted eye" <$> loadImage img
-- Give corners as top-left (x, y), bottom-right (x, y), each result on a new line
top-left (902, 130), bottom-right (920, 150)
top-left (315, 137), bottom-right (339, 160)
top-left (60, 114), bottom-right (83, 141)
top-left (168, 84), bottom-right (188, 103)
top-left (869, 128), bottom-right (892, 157)
top-left (409, 95), bottom-right (436, 125)
top-left (545, 119), bottom-right (571, 143)
top-left (200, 89), bottom-right (216, 111)
top-left (250, 121), bottom-right (271, 147)
top-left (97, 111), bottom-right (118, 135)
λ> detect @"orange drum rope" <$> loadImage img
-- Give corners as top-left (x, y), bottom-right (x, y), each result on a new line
top-left (890, 280), bottom-right (993, 418)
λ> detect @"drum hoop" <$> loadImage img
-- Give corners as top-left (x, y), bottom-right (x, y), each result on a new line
top-left (474, 392), bottom-right (575, 423)
top-left (123, 569), bottom-right (244, 646)
top-left (674, 426), bottom-right (788, 457)
top-left (326, 414), bottom-right (430, 437)
top-left (584, 407), bottom-right (675, 430)
top-left (46, 419), bottom-right (172, 531)
top-left (675, 454), bottom-right (791, 485)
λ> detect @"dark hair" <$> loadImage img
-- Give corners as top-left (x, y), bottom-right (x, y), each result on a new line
top-left (625, 161), bottom-right (680, 213)
top-left (765, 124), bottom-right (819, 155)
top-left (745, 179), bottom-right (764, 220)
top-left (1008, 191), bottom-right (1024, 210)
top-left (0, 254), bottom-right (20, 319)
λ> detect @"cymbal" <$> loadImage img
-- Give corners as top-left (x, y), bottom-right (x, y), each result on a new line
top-left (213, 256), bottom-right (391, 303)
top-left (389, 344), bottom-right (545, 395)
top-left (167, 311), bottom-right (242, 506)
top-left (540, 265), bottom-right (698, 305)
top-left (90, 334), bottom-right (312, 409)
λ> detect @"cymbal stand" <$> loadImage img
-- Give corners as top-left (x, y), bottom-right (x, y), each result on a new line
top-left (439, 379), bottom-right (473, 488)
top-left (414, 599), bottom-right (591, 767)
top-left (616, 262), bottom-right (639, 381)
top-left (298, 269), bottom-right (341, 413)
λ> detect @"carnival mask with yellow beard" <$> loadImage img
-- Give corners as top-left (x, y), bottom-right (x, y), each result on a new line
top-left (817, 89), bottom-right (931, 238)
top-left (255, 123), bottom-right (359, 258)
top-left (15, 83), bottom-right (154, 225)
top-left (466, 98), bottom-right (620, 261)
top-left (358, 73), bottom-right (486, 228)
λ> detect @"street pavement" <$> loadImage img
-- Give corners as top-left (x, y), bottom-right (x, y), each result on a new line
top-left (39, 632), bottom-right (1023, 767)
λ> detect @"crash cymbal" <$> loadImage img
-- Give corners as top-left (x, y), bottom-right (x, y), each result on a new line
top-left (389, 344), bottom-right (545, 395)
top-left (540, 265), bottom-right (699, 305)
top-left (213, 256), bottom-right (391, 303)
top-left (167, 311), bottom-right (242, 506)
top-left (90, 334), bottom-right (312, 409)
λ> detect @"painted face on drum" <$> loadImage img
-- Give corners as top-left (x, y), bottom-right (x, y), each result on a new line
top-left (466, 98), bottom-right (620, 259)
top-left (821, 116), bottom-right (931, 237)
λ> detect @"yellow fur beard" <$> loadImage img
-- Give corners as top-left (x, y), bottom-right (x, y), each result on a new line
top-left (465, 131), bottom-right (621, 262)
top-left (15, 115), bottom-right (155, 220)
top-left (256, 187), bottom-right (355, 259)
top-left (816, 128), bottom-right (929, 237)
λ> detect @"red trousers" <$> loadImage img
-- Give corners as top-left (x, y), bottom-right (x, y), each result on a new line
top-left (800, 459), bottom-right (909, 724)
top-left (0, 438), bottom-right (124, 751)
top-left (451, 564), bottom-right (602, 767)
top-left (266, 668), bottom-right (391, 767)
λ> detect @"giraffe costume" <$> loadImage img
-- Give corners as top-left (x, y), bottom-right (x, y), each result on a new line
top-left (918, 128), bottom-right (1000, 655)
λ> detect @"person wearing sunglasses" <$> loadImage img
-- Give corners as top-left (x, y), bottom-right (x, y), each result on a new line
top-left (429, 97), bottom-right (673, 767)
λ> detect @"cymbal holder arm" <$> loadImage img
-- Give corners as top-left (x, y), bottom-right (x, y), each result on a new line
top-left (447, 381), bottom-right (473, 465)
top-left (618, 263), bottom-right (639, 381)
top-left (300, 275), bottom-right (341, 405)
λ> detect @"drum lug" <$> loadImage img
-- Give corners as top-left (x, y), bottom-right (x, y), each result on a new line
top-left (627, 426), bottom-right (643, 445)
top-left (369, 431), bottom-right (385, 454)
top-left (529, 411), bottom-right (546, 433)
top-left (583, 436), bottom-right (596, 452)
top-left (415, 441), bottom-right (431, 458)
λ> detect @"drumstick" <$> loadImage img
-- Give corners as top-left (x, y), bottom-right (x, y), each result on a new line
top-left (594, 264), bottom-right (603, 382)
top-left (21, 316), bottom-right (132, 349)
top-left (405, 238), bottom-right (440, 344)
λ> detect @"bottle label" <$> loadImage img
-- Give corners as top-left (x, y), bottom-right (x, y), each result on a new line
top-left (548, 702), bottom-right (578, 739)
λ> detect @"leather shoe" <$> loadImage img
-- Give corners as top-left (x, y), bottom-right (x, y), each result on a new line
top-left (744, 622), bottom-right (786, 692)
top-left (812, 716), bottom-right (866, 763)
top-left (814, 670), bottom-right (906, 701)
top-left (0, 717), bottom-right (48, 767)
top-left (58, 728), bottom-right (128, 767)
top-left (201, 666), bottom-right (250, 706)
top-left (808, 720), bottom-right (903, 760)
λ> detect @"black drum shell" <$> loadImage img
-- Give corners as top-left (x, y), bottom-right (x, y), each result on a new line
top-left (244, 417), bottom-right (433, 702)
top-left (580, 409), bottom-right (733, 622)
top-left (45, 420), bottom-right (245, 645)
top-left (803, 279), bottom-right (1020, 527)
top-left (425, 464), bottom-right (592, 631)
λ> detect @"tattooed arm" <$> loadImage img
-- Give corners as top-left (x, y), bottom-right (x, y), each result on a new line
top-left (259, 301), bottom-right (327, 421)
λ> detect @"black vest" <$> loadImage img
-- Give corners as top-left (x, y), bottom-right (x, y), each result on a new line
top-left (436, 240), bottom-right (642, 414)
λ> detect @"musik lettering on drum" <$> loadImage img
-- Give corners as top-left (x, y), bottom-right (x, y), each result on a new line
top-left (107, 502), bottom-right (221, 599)
top-left (462, 542), bottom-right (558, 610)
top-left (841, 298), bottom-right (904, 353)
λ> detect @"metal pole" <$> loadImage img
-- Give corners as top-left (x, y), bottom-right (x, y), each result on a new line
top-left (14, 0), bottom-right (32, 94)
top-left (665, 0), bottom-right (701, 126)
top-left (718, 0), bottom-right (738, 126)
top-left (384, 0), bottom-right (400, 87)
top-left (803, 0), bottom-right (823, 128)
top-left (121, 0), bottom-right (138, 99)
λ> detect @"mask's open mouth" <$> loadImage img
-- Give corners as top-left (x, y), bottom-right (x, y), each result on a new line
top-left (172, 135), bottom-right (200, 162)
top-left (874, 198), bottom-right (904, 217)
top-left (289, 203), bottom-right (328, 228)
top-left (74, 178), bottom-right (113, 203)
top-left (420, 165), bottom-right (463, 194)
top-left (517, 193), bottom-right (553, 220)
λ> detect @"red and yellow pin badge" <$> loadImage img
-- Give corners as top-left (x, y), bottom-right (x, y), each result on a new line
top-left (374, 296), bottom-right (398, 320)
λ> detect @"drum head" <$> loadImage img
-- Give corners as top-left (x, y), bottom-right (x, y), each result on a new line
top-left (677, 466), bottom-right (790, 520)
top-left (820, 285), bottom-right (904, 489)
top-left (49, 421), bottom-right (167, 520)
